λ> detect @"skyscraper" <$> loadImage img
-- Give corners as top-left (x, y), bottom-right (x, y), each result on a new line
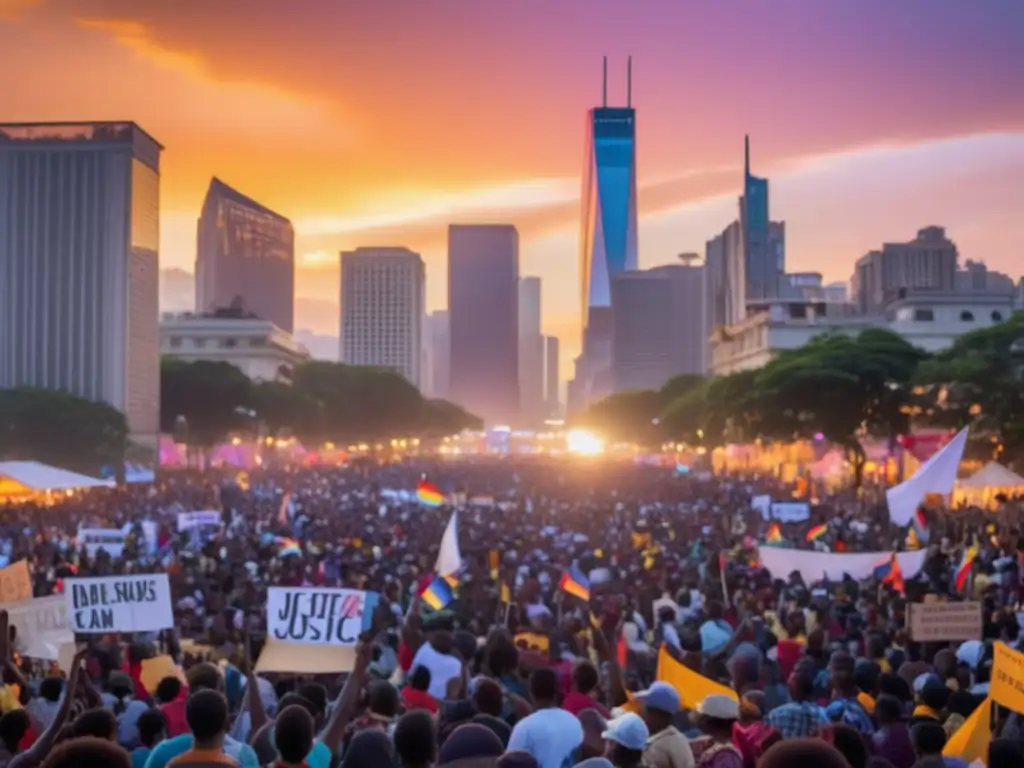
top-left (340, 247), bottom-right (425, 387)
top-left (544, 336), bottom-right (561, 418)
top-left (518, 277), bottom-right (544, 425)
top-left (740, 136), bottom-right (784, 303)
top-left (0, 121), bottom-right (162, 449)
top-left (448, 225), bottom-right (520, 426)
top-left (570, 56), bottom-right (639, 413)
top-left (196, 177), bottom-right (295, 332)
top-left (424, 310), bottom-right (450, 399)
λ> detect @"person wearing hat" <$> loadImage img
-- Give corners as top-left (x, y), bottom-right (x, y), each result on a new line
top-left (689, 695), bottom-right (742, 768)
top-left (637, 683), bottom-right (694, 768)
top-left (601, 713), bottom-right (648, 768)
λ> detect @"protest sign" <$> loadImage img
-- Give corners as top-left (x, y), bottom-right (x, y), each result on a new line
top-left (990, 642), bottom-right (1024, 715)
top-left (0, 595), bottom-right (72, 660)
top-left (751, 495), bottom-right (771, 518)
top-left (768, 502), bottom-right (811, 523)
top-left (907, 602), bottom-right (982, 642)
top-left (0, 560), bottom-right (31, 604)
top-left (255, 641), bottom-right (356, 673)
top-left (176, 510), bottom-right (222, 532)
top-left (266, 587), bottom-right (378, 646)
top-left (78, 528), bottom-right (127, 559)
top-left (140, 655), bottom-right (187, 693)
top-left (65, 574), bottom-right (173, 633)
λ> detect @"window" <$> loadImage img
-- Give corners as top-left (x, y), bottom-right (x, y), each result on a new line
top-left (913, 308), bottom-right (934, 322)
top-left (992, 311), bottom-right (1004, 322)
top-left (169, 337), bottom-right (182, 348)
top-left (249, 338), bottom-right (266, 348)
top-left (960, 311), bottom-right (975, 322)
top-left (221, 338), bottom-right (238, 349)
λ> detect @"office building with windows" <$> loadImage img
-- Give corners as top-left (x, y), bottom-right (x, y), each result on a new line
top-left (0, 122), bottom-right (163, 450)
top-left (196, 177), bottom-right (295, 332)
top-left (448, 224), bottom-right (520, 425)
top-left (518, 276), bottom-right (545, 425)
top-left (340, 247), bottom-right (425, 387)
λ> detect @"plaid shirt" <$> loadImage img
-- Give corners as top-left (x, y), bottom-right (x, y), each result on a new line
top-left (765, 700), bottom-right (829, 739)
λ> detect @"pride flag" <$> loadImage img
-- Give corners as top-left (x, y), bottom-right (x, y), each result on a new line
top-left (275, 537), bottom-right (302, 557)
top-left (954, 547), bottom-right (978, 592)
top-left (417, 481), bottom-right (445, 507)
top-left (421, 574), bottom-right (457, 611)
top-left (806, 523), bottom-right (828, 542)
top-left (559, 563), bottom-right (591, 602)
top-left (913, 507), bottom-right (931, 544)
top-left (766, 523), bottom-right (783, 543)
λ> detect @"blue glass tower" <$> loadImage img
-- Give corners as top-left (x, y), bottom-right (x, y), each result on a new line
top-left (739, 135), bottom-right (782, 300)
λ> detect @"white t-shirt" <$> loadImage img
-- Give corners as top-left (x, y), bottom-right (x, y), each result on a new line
top-left (508, 707), bottom-right (584, 768)
top-left (410, 642), bottom-right (463, 700)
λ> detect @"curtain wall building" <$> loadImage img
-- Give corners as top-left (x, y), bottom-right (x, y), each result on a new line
top-left (0, 122), bottom-right (163, 450)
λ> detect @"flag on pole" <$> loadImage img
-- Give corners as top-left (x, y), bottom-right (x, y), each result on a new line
top-left (559, 563), bottom-right (591, 601)
top-left (435, 511), bottom-right (462, 578)
top-left (417, 481), bottom-right (445, 507)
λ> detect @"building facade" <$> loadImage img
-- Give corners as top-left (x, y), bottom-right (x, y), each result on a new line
top-left (424, 310), bottom-right (450, 400)
top-left (195, 177), bottom-right (295, 332)
top-left (340, 247), bottom-right (425, 387)
top-left (851, 226), bottom-right (959, 315)
top-left (448, 224), bottom-right (520, 426)
top-left (0, 121), bottom-right (162, 450)
top-left (518, 277), bottom-right (544, 425)
top-left (544, 335), bottom-right (560, 418)
top-left (740, 137), bottom-right (785, 303)
top-left (161, 311), bottom-right (309, 381)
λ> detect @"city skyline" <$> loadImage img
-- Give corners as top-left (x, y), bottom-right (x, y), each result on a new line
top-left (3, 0), bottom-right (1023, 380)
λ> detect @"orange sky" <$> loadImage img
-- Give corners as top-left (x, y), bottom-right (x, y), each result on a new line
top-left (2, 0), bottom-right (1023, 377)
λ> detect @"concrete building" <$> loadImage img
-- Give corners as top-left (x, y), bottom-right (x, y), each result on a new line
top-left (852, 226), bottom-right (959, 314)
top-left (448, 225), bottom-right (520, 425)
top-left (161, 309), bottom-right (309, 381)
top-left (544, 335), bottom-right (560, 418)
top-left (0, 121), bottom-right (162, 450)
top-left (339, 247), bottom-right (425, 387)
top-left (196, 177), bottom-right (295, 332)
top-left (956, 260), bottom-right (1015, 294)
top-left (611, 263), bottom-right (705, 392)
top-left (424, 310), bottom-right (450, 399)
top-left (518, 277), bottom-right (545, 424)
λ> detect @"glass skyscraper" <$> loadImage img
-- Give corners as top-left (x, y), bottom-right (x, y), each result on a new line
top-left (740, 135), bottom-right (783, 301)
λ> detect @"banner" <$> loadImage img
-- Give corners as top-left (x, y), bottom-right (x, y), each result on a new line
top-left (266, 587), bottom-right (378, 646)
top-left (78, 528), bottom-right (127, 559)
top-left (990, 642), bottom-right (1024, 715)
top-left (65, 574), bottom-right (173, 633)
top-left (0, 560), bottom-right (32, 604)
top-left (0, 595), bottom-right (72, 660)
top-left (768, 502), bottom-right (811, 523)
top-left (758, 547), bottom-right (928, 584)
top-left (887, 427), bottom-right (968, 526)
top-left (176, 510), bottom-right (222, 532)
top-left (907, 602), bottom-right (982, 642)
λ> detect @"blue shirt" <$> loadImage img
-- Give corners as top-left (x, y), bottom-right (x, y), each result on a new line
top-left (143, 734), bottom-right (259, 768)
top-left (132, 747), bottom-right (151, 768)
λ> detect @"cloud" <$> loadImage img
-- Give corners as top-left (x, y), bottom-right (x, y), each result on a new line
top-left (0, 0), bottom-right (40, 17)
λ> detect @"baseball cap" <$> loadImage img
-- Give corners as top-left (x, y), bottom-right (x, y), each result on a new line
top-left (601, 713), bottom-right (649, 751)
top-left (697, 694), bottom-right (740, 721)
top-left (636, 681), bottom-right (681, 715)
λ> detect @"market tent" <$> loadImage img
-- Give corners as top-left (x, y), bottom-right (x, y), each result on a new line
top-left (959, 461), bottom-right (1024, 489)
top-left (0, 461), bottom-right (114, 496)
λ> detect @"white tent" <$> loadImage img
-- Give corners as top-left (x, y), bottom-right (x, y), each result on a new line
top-left (0, 461), bottom-right (114, 495)
top-left (959, 461), bottom-right (1024, 489)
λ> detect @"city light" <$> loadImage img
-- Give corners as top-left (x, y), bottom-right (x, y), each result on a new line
top-left (566, 429), bottom-right (605, 456)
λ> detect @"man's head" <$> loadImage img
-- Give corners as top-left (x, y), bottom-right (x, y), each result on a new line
top-left (828, 652), bottom-right (855, 694)
top-left (638, 682), bottom-right (680, 732)
top-left (393, 710), bottom-right (436, 768)
top-left (572, 660), bottom-right (600, 696)
top-left (185, 689), bottom-right (229, 748)
top-left (275, 704), bottom-right (315, 765)
top-left (186, 663), bottom-right (223, 693)
top-left (71, 708), bottom-right (117, 741)
top-left (528, 667), bottom-right (558, 707)
top-left (911, 721), bottom-right (947, 757)
top-left (472, 677), bottom-right (503, 718)
top-left (40, 737), bottom-right (132, 768)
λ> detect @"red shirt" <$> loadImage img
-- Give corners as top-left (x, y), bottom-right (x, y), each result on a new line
top-left (161, 690), bottom-right (190, 737)
top-left (401, 686), bottom-right (439, 714)
top-left (562, 691), bottom-right (609, 718)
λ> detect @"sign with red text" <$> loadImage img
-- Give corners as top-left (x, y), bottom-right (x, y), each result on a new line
top-left (267, 587), bottom-right (378, 646)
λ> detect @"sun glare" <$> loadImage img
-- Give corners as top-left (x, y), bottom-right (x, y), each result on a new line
top-left (566, 429), bottom-right (605, 456)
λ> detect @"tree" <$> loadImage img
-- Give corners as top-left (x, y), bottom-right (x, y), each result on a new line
top-left (250, 380), bottom-right (324, 443)
top-left (0, 387), bottom-right (128, 473)
top-left (572, 390), bottom-right (664, 444)
top-left (420, 398), bottom-right (483, 434)
top-left (160, 358), bottom-right (253, 446)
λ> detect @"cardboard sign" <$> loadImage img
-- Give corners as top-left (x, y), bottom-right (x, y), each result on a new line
top-left (267, 587), bottom-right (378, 646)
top-left (907, 601), bottom-right (982, 642)
top-left (65, 574), bottom-right (173, 633)
top-left (0, 595), bottom-right (72, 660)
top-left (990, 642), bottom-right (1024, 715)
top-left (177, 510), bottom-right (222, 532)
top-left (255, 641), bottom-right (357, 674)
top-left (140, 655), bottom-right (187, 693)
top-left (0, 560), bottom-right (32, 604)
top-left (78, 528), bottom-right (127, 558)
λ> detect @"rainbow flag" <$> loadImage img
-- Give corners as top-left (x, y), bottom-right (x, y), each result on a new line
top-left (417, 481), bottom-right (445, 507)
top-left (275, 537), bottom-right (302, 557)
top-left (559, 563), bottom-right (591, 602)
top-left (913, 508), bottom-right (931, 544)
top-left (766, 523), bottom-right (783, 543)
top-left (954, 547), bottom-right (978, 592)
top-left (805, 523), bottom-right (828, 542)
top-left (422, 574), bottom-right (457, 610)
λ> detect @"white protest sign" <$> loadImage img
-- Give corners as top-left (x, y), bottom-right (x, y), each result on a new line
top-left (267, 587), bottom-right (379, 646)
top-left (176, 510), bottom-right (222, 532)
top-left (751, 495), bottom-right (772, 519)
top-left (65, 574), bottom-right (173, 633)
top-left (768, 501), bottom-right (811, 523)
top-left (0, 595), bottom-right (72, 660)
top-left (78, 528), bottom-right (127, 558)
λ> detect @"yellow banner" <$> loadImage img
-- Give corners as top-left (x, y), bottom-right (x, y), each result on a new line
top-left (943, 696), bottom-right (990, 763)
top-left (990, 642), bottom-right (1024, 715)
top-left (656, 646), bottom-right (737, 711)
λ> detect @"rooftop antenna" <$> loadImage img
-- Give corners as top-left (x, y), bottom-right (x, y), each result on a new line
top-left (602, 56), bottom-right (608, 107)
top-left (744, 134), bottom-right (750, 177)
top-left (627, 56), bottom-right (632, 107)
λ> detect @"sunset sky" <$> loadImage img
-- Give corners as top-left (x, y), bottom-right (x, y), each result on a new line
top-left (2, 0), bottom-right (1023, 376)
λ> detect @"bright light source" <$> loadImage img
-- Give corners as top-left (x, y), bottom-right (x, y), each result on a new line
top-left (566, 429), bottom-right (605, 456)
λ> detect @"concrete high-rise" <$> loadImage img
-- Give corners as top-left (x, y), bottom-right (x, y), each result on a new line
top-left (544, 335), bottom-right (560, 418)
top-left (0, 122), bottom-right (162, 450)
top-left (518, 277), bottom-right (544, 425)
top-left (340, 247), bottom-right (425, 387)
top-left (196, 177), bottom-right (295, 332)
top-left (852, 227), bottom-right (959, 314)
top-left (424, 310), bottom-right (450, 399)
top-left (448, 225), bottom-right (520, 425)
top-left (570, 56), bottom-right (639, 413)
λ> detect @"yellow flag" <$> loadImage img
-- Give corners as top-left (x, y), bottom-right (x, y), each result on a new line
top-left (500, 582), bottom-right (511, 604)
top-left (656, 646), bottom-right (737, 710)
top-left (943, 697), bottom-right (990, 764)
top-left (631, 531), bottom-right (651, 550)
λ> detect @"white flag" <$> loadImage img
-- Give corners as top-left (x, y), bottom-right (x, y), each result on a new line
top-left (886, 427), bottom-right (968, 526)
top-left (435, 511), bottom-right (462, 577)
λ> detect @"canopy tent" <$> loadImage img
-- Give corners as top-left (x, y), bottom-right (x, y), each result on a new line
top-left (0, 461), bottom-right (114, 496)
top-left (954, 461), bottom-right (1024, 508)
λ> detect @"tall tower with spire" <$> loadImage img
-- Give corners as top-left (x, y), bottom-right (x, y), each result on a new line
top-left (738, 135), bottom-right (781, 302)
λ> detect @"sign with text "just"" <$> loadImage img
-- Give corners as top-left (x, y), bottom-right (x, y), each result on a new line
top-left (65, 574), bottom-right (173, 633)
top-left (267, 587), bottom-right (378, 646)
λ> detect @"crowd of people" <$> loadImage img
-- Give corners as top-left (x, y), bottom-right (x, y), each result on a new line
top-left (0, 457), bottom-right (1021, 768)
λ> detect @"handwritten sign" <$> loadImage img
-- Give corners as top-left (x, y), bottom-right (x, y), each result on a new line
top-left (0, 560), bottom-right (31, 604)
top-left (78, 528), bottom-right (127, 558)
top-left (907, 602), bottom-right (982, 642)
top-left (0, 595), bottom-right (71, 660)
top-left (65, 574), bottom-right (173, 633)
top-left (177, 510), bottom-right (222, 532)
top-left (266, 587), bottom-right (378, 646)
top-left (990, 642), bottom-right (1024, 715)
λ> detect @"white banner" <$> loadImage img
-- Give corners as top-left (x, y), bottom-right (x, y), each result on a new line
top-left (768, 502), bottom-right (811, 523)
top-left (887, 427), bottom-right (968, 526)
top-left (758, 547), bottom-right (928, 584)
top-left (78, 528), bottom-right (127, 559)
top-left (66, 574), bottom-right (173, 633)
top-left (176, 510), bottom-right (222, 532)
top-left (0, 595), bottom-right (73, 660)
top-left (267, 587), bottom-right (378, 646)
